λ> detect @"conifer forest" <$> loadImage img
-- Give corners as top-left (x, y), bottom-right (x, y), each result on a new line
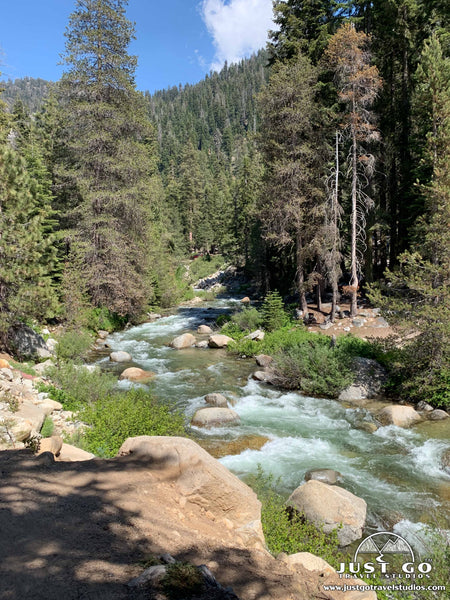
top-left (1, 0), bottom-right (449, 406)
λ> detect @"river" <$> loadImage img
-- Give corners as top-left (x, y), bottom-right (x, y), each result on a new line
top-left (93, 297), bottom-right (450, 544)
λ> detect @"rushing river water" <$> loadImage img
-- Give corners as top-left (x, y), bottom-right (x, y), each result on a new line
top-left (94, 297), bottom-right (450, 542)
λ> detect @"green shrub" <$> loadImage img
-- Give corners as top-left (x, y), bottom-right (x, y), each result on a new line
top-left (220, 321), bottom-right (247, 341)
top-left (188, 254), bottom-right (226, 283)
top-left (55, 329), bottom-right (93, 362)
top-left (161, 563), bottom-right (205, 599)
top-left (232, 306), bottom-right (262, 332)
top-left (79, 388), bottom-right (186, 457)
top-left (40, 416), bottom-right (54, 438)
top-left (247, 467), bottom-right (343, 567)
top-left (84, 307), bottom-right (127, 333)
top-left (215, 313), bottom-right (231, 328)
top-left (274, 344), bottom-right (353, 398)
top-left (261, 291), bottom-right (288, 331)
top-left (45, 362), bottom-right (116, 410)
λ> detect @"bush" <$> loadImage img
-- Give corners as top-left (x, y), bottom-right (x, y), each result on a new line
top-left (232, 307), bottom-right (262, 332)
top-left (247, 467), bottom-right (343, 567)
top-left (79, 388), bottom-right (186, 457)
top-left (40, 416), bottom-right (54, 438)
top-left (84, 307), bottom-right (127, 333)
top-left (261, 291), bottom-right (288, 331)
top-left (274, 343), bottom-right (353, 398)
top-left (55, 329), bottom-right (93, 362)
top-left (44, 362), bottom-right (117, 410)
top-left (161, 563), bottom-right (205, 599)
top-left (188, 255), bottom-right (226, 283)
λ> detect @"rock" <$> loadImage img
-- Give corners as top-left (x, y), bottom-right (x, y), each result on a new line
top-left (198, 325), bottom-right (213, 334)
top-left (36, 399), bottom-right (63, 415)
top-left (169, 333), bottom-right (196, 349)
top-left (320, 322), bottom-right (333, 330)
top-left (356, 421), bottom-right (378, 433)
top-left (205, 393), bottom-right (228, 408)
top-left (119, 367), bottom-right (155, 383)
top-left (201, 435), bottom-right (270, 459)
top-left (7, 324), bottom-right (49, 359)
top-left (146, 313), bottom-right (162, 322)
top-left (37, 435), bottom-right (63, 456)
top-left (288, 480), bottom-right (367, 546)
top-left (117, 436), bottom-right (264, 548)
top-left (34, 359), bottom-right (54, 376)
top-left (127, 564), bottom-right (167, 588)
top-left (429, 409), bottom-right (449, 421)
top-left (0, 368), bottom-right (14, 381)
top-left (377, 405), bottom-right (422, 428)
top-left (352, 318), bottom-right (366, 328)
top-left (45, 338), bottom-right (58, 353)
top-left (208, 334), bottom-right (234, 348)
top-left (343, 326), bottom-right (351, 332)
top-left (10, 419), bottom-right (33, 442)
top-left (0, 359), bottom-right (10, 369)
top-left (241, 297), bottom-right (251, 303)
top-left (252, 370), bottom-right (268, 382)
top-left (416, 401), bottom-right (434, 412)
top-left (338, 358), bottom-right (387, 401)
top-left (281, 552), bottom-right (335, 576)
top-left (442, 449), bottom-right (450, 472)
top-left (109, 350), bottom-right (132, 363)
top-left (196, 340), bottom-right (209, 349)
top-left (304, 469), bottom-right (342, 485)
top-left (255, 354), bottom-right (273, 368)
top-left (244, 329), bottom-right (265, 341)
top-left (374, 317), bottom-right (389, 328)
top-left (56, 443), bottom-right (95, 462)
top-left (191, 407), bottom-right (240, 428)
top-left (15, 399), bottom-right (46, 433)
top-left (97, 330), bottom-right (110, 339)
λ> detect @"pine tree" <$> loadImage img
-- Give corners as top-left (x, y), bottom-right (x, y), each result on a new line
top-left (325, 23), bottom-right (382, 316)
top-left (57, 0), bottom-right (159, 317)
top-left (258, 52), bottom-right (327, 316)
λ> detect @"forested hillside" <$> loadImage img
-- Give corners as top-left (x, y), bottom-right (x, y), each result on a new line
top-left (0, 0), bottom-right (448, 405)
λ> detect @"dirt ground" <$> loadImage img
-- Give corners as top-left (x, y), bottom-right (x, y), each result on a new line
top-left (0, 448), bottom-right (368, 600)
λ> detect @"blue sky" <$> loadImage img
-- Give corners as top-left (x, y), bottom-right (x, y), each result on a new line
top-left (0, 0), bottom-right (274, 93)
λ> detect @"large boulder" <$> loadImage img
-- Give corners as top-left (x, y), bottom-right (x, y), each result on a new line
top-left (197, 325), bottom-right (213, 335)
top-left (110, 351), bottom-right (132, 363)
top-left (37, 436), bottom-right (63, 457)
top-left (208, 334), bottom-right (234, 348)
top-left (377, 405), bottom-right (422, 428)
top-left (191, 407), bottom-right (240, 428)
top-left (280, 552), bottom-right (335, 576)
top-left (7, 324), bottom-right (50, 359)
top-left (169, 333), bottom-right (196, 349)
top-left (117, 436), bottom-right (264, 548)
top-left (204, 393), bottom-right (228, 408)
top-left (305, 469), bottom-right (342, 485)
top-left (288, 480), bottom-right (367, 546)
top-left (338, 357), bottom-right (387, 401)
top-left (56, 443), bottom-right (95, 462)
top-left (255, 354), bottom-right (273, 368)
top-left (119, 367), bottom-right (155, 383)
top-left (429, 409), bottom-right (449, 421)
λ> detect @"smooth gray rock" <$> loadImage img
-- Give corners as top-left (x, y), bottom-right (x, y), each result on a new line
top-left (109, 351), bottom-right (132, 362)
top-left (304, 469), bottom-right (342, 485)
top-left (205, 393), bottom-right (228, 408)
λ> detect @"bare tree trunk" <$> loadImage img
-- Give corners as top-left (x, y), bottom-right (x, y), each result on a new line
top-left (296, 232), bottom-right (309, 318)
top-left (350, 122), bottom-right (359, 317)
top-left (316, 283), bottom-right (322, 312)
top-left (330, 132), bottom-right (340, 323)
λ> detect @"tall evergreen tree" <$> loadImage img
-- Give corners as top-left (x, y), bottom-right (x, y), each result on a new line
top-left (258, 52), bottom-right (327, 315)
top-left (325, 23), bottom-right (382, 316)
top-left (57, 0), bottom-right (159, 317)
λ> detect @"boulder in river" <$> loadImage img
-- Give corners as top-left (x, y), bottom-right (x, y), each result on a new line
top-left (255, 354), bottom-right (273, 368)
top-left (204, 393), bottom-right (228, 408)
top-left (338, 357), bottom-right (387, 401)
top-left (119, 367), bottom-right (155, 383)
top-left (208, 334), bottom-right (233, 348)
top-left (191, 407), bottom-right (240, 428)
top-left (287, 480), bottom-right (367, 546)
top-left (304, 469), bottom-right (342, 485)
top-left (197, 325), bottom-right (213, 335)
top-left (169, 333), bottom-right (196, 349)
top-left (429, 409), bottom-right (449, 421)
top-left (196, 340), bottom-right (209, 349)
top-left (110, 351), bottom-right (132, 363)
top-left (377, 405), bottom-right (422, 428)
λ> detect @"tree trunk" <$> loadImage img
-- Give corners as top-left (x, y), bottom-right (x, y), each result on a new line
top-left (296, 233), bottom-right (309, 318)
top-left (350, 123), bottom-right (358, 317)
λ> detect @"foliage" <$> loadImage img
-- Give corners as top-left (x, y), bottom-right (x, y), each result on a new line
top-left (44, 362), bottom-right (117, 411)
top-left (79, 388), bottom-right (186, 457)
top-left (84, 308), bottom-right (128, 333)
top-left (220, 307), bottom-right (262, 340)
top-left (55, 329), bottom-right (93, 362)
top-left (247, 467), bottom-right (342, 567)
top-left (40, 416), bottom-right (54, 438)
top-left (274, 343), bottom-right (353, 397)
top-left (187, 255), bottom-right (225, 283)
top-left (161, 563), bottom-right (205, 599)
top-left (261, 291), bottom-right (288, 332)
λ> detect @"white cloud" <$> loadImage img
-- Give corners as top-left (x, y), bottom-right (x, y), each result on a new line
top-left (201, 0), bottom-right (274, 72)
